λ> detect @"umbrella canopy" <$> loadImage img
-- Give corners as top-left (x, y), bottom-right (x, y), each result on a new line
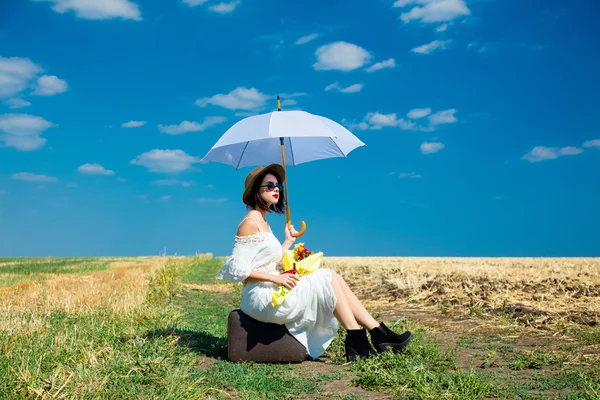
top-left (200, 103), bottom-right (366, 237)
top-left (200, 110), bottom-right (365, 169)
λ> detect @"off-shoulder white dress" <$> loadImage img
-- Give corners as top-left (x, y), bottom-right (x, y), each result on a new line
top-left (218, 217), bottom-right (338, 359)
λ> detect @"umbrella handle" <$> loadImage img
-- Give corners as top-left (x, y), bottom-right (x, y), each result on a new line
top-left (288, 220), bottom-right (306, 237)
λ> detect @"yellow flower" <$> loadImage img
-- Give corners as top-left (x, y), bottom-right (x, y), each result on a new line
top-left (271, 249), bottom-right (324, 307)
top-left (271, 286), bottom-right (289, 307)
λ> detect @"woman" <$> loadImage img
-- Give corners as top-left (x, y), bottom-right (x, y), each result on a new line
top-left (218, 164), bottom-right (412, 361)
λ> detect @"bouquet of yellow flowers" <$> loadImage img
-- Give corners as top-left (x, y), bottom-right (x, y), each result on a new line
top-left (271, 243), bottom-right (323, 307)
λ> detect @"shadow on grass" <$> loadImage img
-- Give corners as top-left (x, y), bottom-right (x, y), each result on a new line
top-left (145, 328), bottom-right (228, 359)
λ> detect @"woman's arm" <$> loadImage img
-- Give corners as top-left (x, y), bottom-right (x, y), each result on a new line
top-left (245, 269), bottom-right (299, 289)
top-left (279, 224), bottom-right (298, 263)
top-left (281, 238), bottom-right (294, 261)
top-left (245, 270), bottom-right (278, 284)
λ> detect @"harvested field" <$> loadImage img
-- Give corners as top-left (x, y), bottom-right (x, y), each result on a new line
top-left (324, 257), bottom-right (600, 331)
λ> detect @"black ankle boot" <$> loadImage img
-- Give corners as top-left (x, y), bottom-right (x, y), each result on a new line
top-left (369, 322), bottom-right (412, 353)
top-left (345, 329), bottom-right (377, 362)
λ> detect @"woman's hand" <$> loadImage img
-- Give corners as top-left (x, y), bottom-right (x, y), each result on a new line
top-left (272, 273), bottom-right (300, 290)
top-left (284, 223), bottom-right (298, 243)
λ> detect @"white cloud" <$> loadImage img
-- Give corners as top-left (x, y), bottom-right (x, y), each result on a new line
top-left (0, 57), bottom-right (68, 102)
top-left (421, 141), bottom-right (445, 154)
top-left (395, 0), bottom-right (471, 24)
top-left (399, 172), bottom-right (422, 178)
top-left (117, 178), bottom-right (126, 182)
top-left (3, 98), bottom-right (32, 109)
top-left (280, 92), bottom-right (308, 98)
top-left (558, 146), bottom-right (583, 156)
top-left (411, 40), bottom-right (451, 54)
top-left (341, 119), bottom-right (370, 131)
top-left (365, 58), bottom-right (396, 72)
top-left (0, 57), bottom-right (42, 98)
top-left (281, 99), bottom-right (297, 106)
top-left (196, 87), bottom-right (269, 110)
top-left (77, 163), bottom-right (115, 175)
top-left (0, 113), bottom-right (54, 151)
top-left (153, 179), bottom-right (194, 187)
top-left (435, 24), bottom-right (448, 32)
top-left (407, 108), bottom-right (432, 119)
top-left (359, 112), bottom-right (416, 130)
top-left (345, 108), bottom-right (457, 132)
top-left (121, 120), bottom-right (147, 128)
top-left (11, 172), bottom-right (58, 182)
top-left (325, 82), bottom-right (364, 93)
top-left (158, 116), bottom-right (226, 135)
top-left (393, 0), bottom-right (413, 6)
top-left (521, 146), bottom-right (559, 163)
top-left (153, 179), bottom-right (179, 185)
top-left (32, 75), bottom-right (68, 96)
top-left (235, 111), bottom-right (257, 117)
top-left (130, 149), bottom-right (197, 173)
top-left (476, 43), bottom-right (494, 54)
top-left (428, 109), bottom-right (457, 126)
top-left (160, 195), bottom-right (172, 201)
top-left (209, 1), bottom-right (240, 14)
top-left (181, 0), bottom-right (208, 6)
top-left (32, 0), bottom-right (142, 21)
top-left (368, 112), bottom-right (413, 130)
top-left (295, 33), bottom-right (321, 45)
top-left (583, 139), bottom-right (600, 149)
top-left (313, 42), bottom-right (372, 71)
top-left (522, 144), bottom-right (585, 162)
top-left (198, 197), bottom-right (228, 203)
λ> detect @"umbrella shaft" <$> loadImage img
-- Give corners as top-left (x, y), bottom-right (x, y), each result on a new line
top-left (280, 137), bottom-right (291, 225)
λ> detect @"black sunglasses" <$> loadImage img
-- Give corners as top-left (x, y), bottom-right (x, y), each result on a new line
top-left (260, 182), bottom-right (284, 192)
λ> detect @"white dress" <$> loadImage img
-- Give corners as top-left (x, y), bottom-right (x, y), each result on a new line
top-left (217, 218), bottom-right (338, 359)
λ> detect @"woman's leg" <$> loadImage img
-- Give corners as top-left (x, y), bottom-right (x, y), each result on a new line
top-left (331, 270), bottom-right (379, 330)
top-left (330, 270), bottom-right (413, 354)
top-left (330, 270), bottom-right (361, 330)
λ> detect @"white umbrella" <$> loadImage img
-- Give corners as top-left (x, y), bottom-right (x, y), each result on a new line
top-left (200, 97), bottom-right (366, 237)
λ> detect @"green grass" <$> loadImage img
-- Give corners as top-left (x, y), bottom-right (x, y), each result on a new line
top-left (573, 326), bottom-right (600, 345)
top-left (348, 329), bottom-right (501, 399)
top-left (0, 274), bottom-right (27, 287)
top-left (507, 350), bottom-right (563, 371)
top-left (0, 257), bottom-right (109, 275)
top-left (0, 257), bottom-right (41, 263)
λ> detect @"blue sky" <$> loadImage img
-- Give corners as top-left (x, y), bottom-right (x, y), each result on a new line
top-left (1, 0), bottom-right (599, 257)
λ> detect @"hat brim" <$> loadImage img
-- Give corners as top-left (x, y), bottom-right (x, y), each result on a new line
top-left (242, 163), bottom-right (286, 206)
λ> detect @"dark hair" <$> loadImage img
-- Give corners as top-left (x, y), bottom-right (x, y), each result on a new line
top-left (246, 170), bottom-right (286, 214)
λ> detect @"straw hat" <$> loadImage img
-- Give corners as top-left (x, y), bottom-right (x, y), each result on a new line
top-left (242, 163), bottom-right (286, 205)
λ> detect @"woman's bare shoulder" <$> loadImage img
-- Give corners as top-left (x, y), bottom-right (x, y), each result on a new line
top-left (236, 212), bottom-right (260, 237)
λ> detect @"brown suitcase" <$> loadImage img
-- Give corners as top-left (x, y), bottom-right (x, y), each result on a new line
top-left (227, 309), bottom-right (307, 363)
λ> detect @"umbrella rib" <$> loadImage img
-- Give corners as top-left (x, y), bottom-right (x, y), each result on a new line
top-left (328, 137), bottom-right (346, 158)
top-left (235, 142), bottom-right (250, 170)
top-left (288, 137), bottom-right (296, 167)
